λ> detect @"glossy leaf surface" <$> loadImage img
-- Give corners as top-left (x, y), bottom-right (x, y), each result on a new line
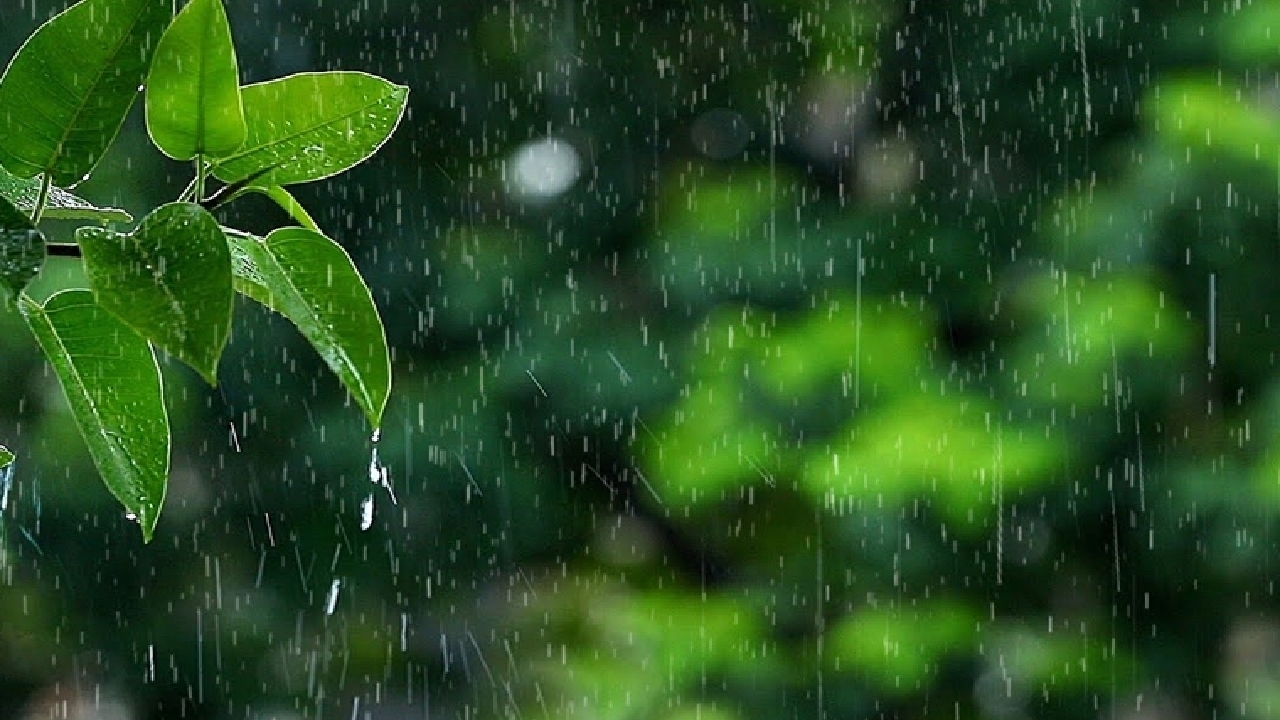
top-left (78, 203), bottom-right (233, 384)
top-left (0, 0), bottom-right (170, 185)
top-left (0, 166), bottom-right (132, 224)
top-left (212, 72), bottom-right (408, 186)
top-left (226, 227), bottom-right (389, 428)
top-left (146, 0), bottom-right (246, 160)
top-left (20, 290), bottom-right (169, 542)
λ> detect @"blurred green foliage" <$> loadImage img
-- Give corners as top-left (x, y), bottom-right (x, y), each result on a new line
top-left (4, 0), bottom-right (1280, 719)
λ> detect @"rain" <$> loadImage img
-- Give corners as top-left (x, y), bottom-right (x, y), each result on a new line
top-left (0, 0), bottom-right (1276, 719)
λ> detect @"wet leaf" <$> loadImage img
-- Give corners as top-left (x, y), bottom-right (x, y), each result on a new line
top-left (226, 227), bottom-right (390, 428)
top-left (0, 193), bottom-right (45, 299)
top-left (78, 203), bottom-right (233, 384)
top-left (641, 377), bottom-right (787, 509)
top-left (0, 445), bottom-right (11, 470)
top-left (0, 0), bottom-right (170, 186)
top-left (826, 601), bottom-right (980, 696)
top-left (211, 72), bottom-right (408, 187)
top-left (145, 0), bottom-right (246, 160)
top-left (1005, 273), bottom-right (1192, 407)
top-left (802, 392), bottom-right (1065, 532)
top-left (0, 166), bottom-right (132, 224)
top-left (19, 290), bottom-right (169, 542)
top-left (1149, 78), bottom-right (1280, 168)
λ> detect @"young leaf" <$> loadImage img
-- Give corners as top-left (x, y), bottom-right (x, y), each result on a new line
top-left (146, 0), bottom-right (246, 160)
top-left (78, 203), bottom-right (233, 384)
top-left (19, 290), bottom-right (169, 542)
top-left (0, 194), bottom-right (45, 299)
top-left (226, 227), bottom-right (390, 428)
top-left (0, 445), bottom-right (11, 470)
top-left (0, 166), bottom-right (133, 224)
top-left (0, 0), bottom-right (170, 186)
top-left (211, 72), bottom-right (408, 187)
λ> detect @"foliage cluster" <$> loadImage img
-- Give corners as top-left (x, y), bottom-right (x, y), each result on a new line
top-left (0, 0), bottom-right (405, 540)
top-left (2, 1), bottom-right (1280, 720)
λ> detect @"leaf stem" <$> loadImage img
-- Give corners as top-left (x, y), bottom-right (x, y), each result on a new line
top-left (260, 185), bottom-right (321, 232)
top-left (193, 156), bottom-right (206, 204)
top-left (198, 164), bottom-right (283, 212)
top-left (30, 173), bottom-right (52, 224)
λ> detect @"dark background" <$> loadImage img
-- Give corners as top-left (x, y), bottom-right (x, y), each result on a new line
top-left (2, 0), bottom-right (1278, 718)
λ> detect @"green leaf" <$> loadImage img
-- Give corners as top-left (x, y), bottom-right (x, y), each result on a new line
top-left (0, 193), bottom-right (45, 299)
top-left (827, 601), bottom-right (980, 696)
top-left (211, 72), bottom-right (408, 187)
top-left (226, 227), bottom-right (390, 428)
top-left (0, 445), bottom-right (12, 471)
top-left (1149, 78), bottom-right (1280, 169)
top-left (78, 203), bottom-right (233, 384)
top-left (0, 166), bottom-right (132, 224)
top-left (19, 290), bottom-right (169, 542)
top-left (0, 0), bottom-right (170, 186)
top-left (145, 0), bottom-right (246, 160)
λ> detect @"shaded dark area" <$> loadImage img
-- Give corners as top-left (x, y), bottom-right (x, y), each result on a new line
top-left (2, 0), bottom-right (1280, 718)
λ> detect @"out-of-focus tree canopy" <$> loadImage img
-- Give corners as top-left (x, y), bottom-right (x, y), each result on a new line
top-left (2, 0), bottom-right (1279, 718)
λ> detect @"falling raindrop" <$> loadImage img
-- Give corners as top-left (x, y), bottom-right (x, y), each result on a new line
top-left (0, 2), bottom-right (1269, 718)
top-left (324, 577), bottom-right (342, 616)
top-left (368, 432), bottom-right (396, 503)
top-left (359, 494), bottom-right (374, 531)
top-left (0, 461), bottom-right (12, 512)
